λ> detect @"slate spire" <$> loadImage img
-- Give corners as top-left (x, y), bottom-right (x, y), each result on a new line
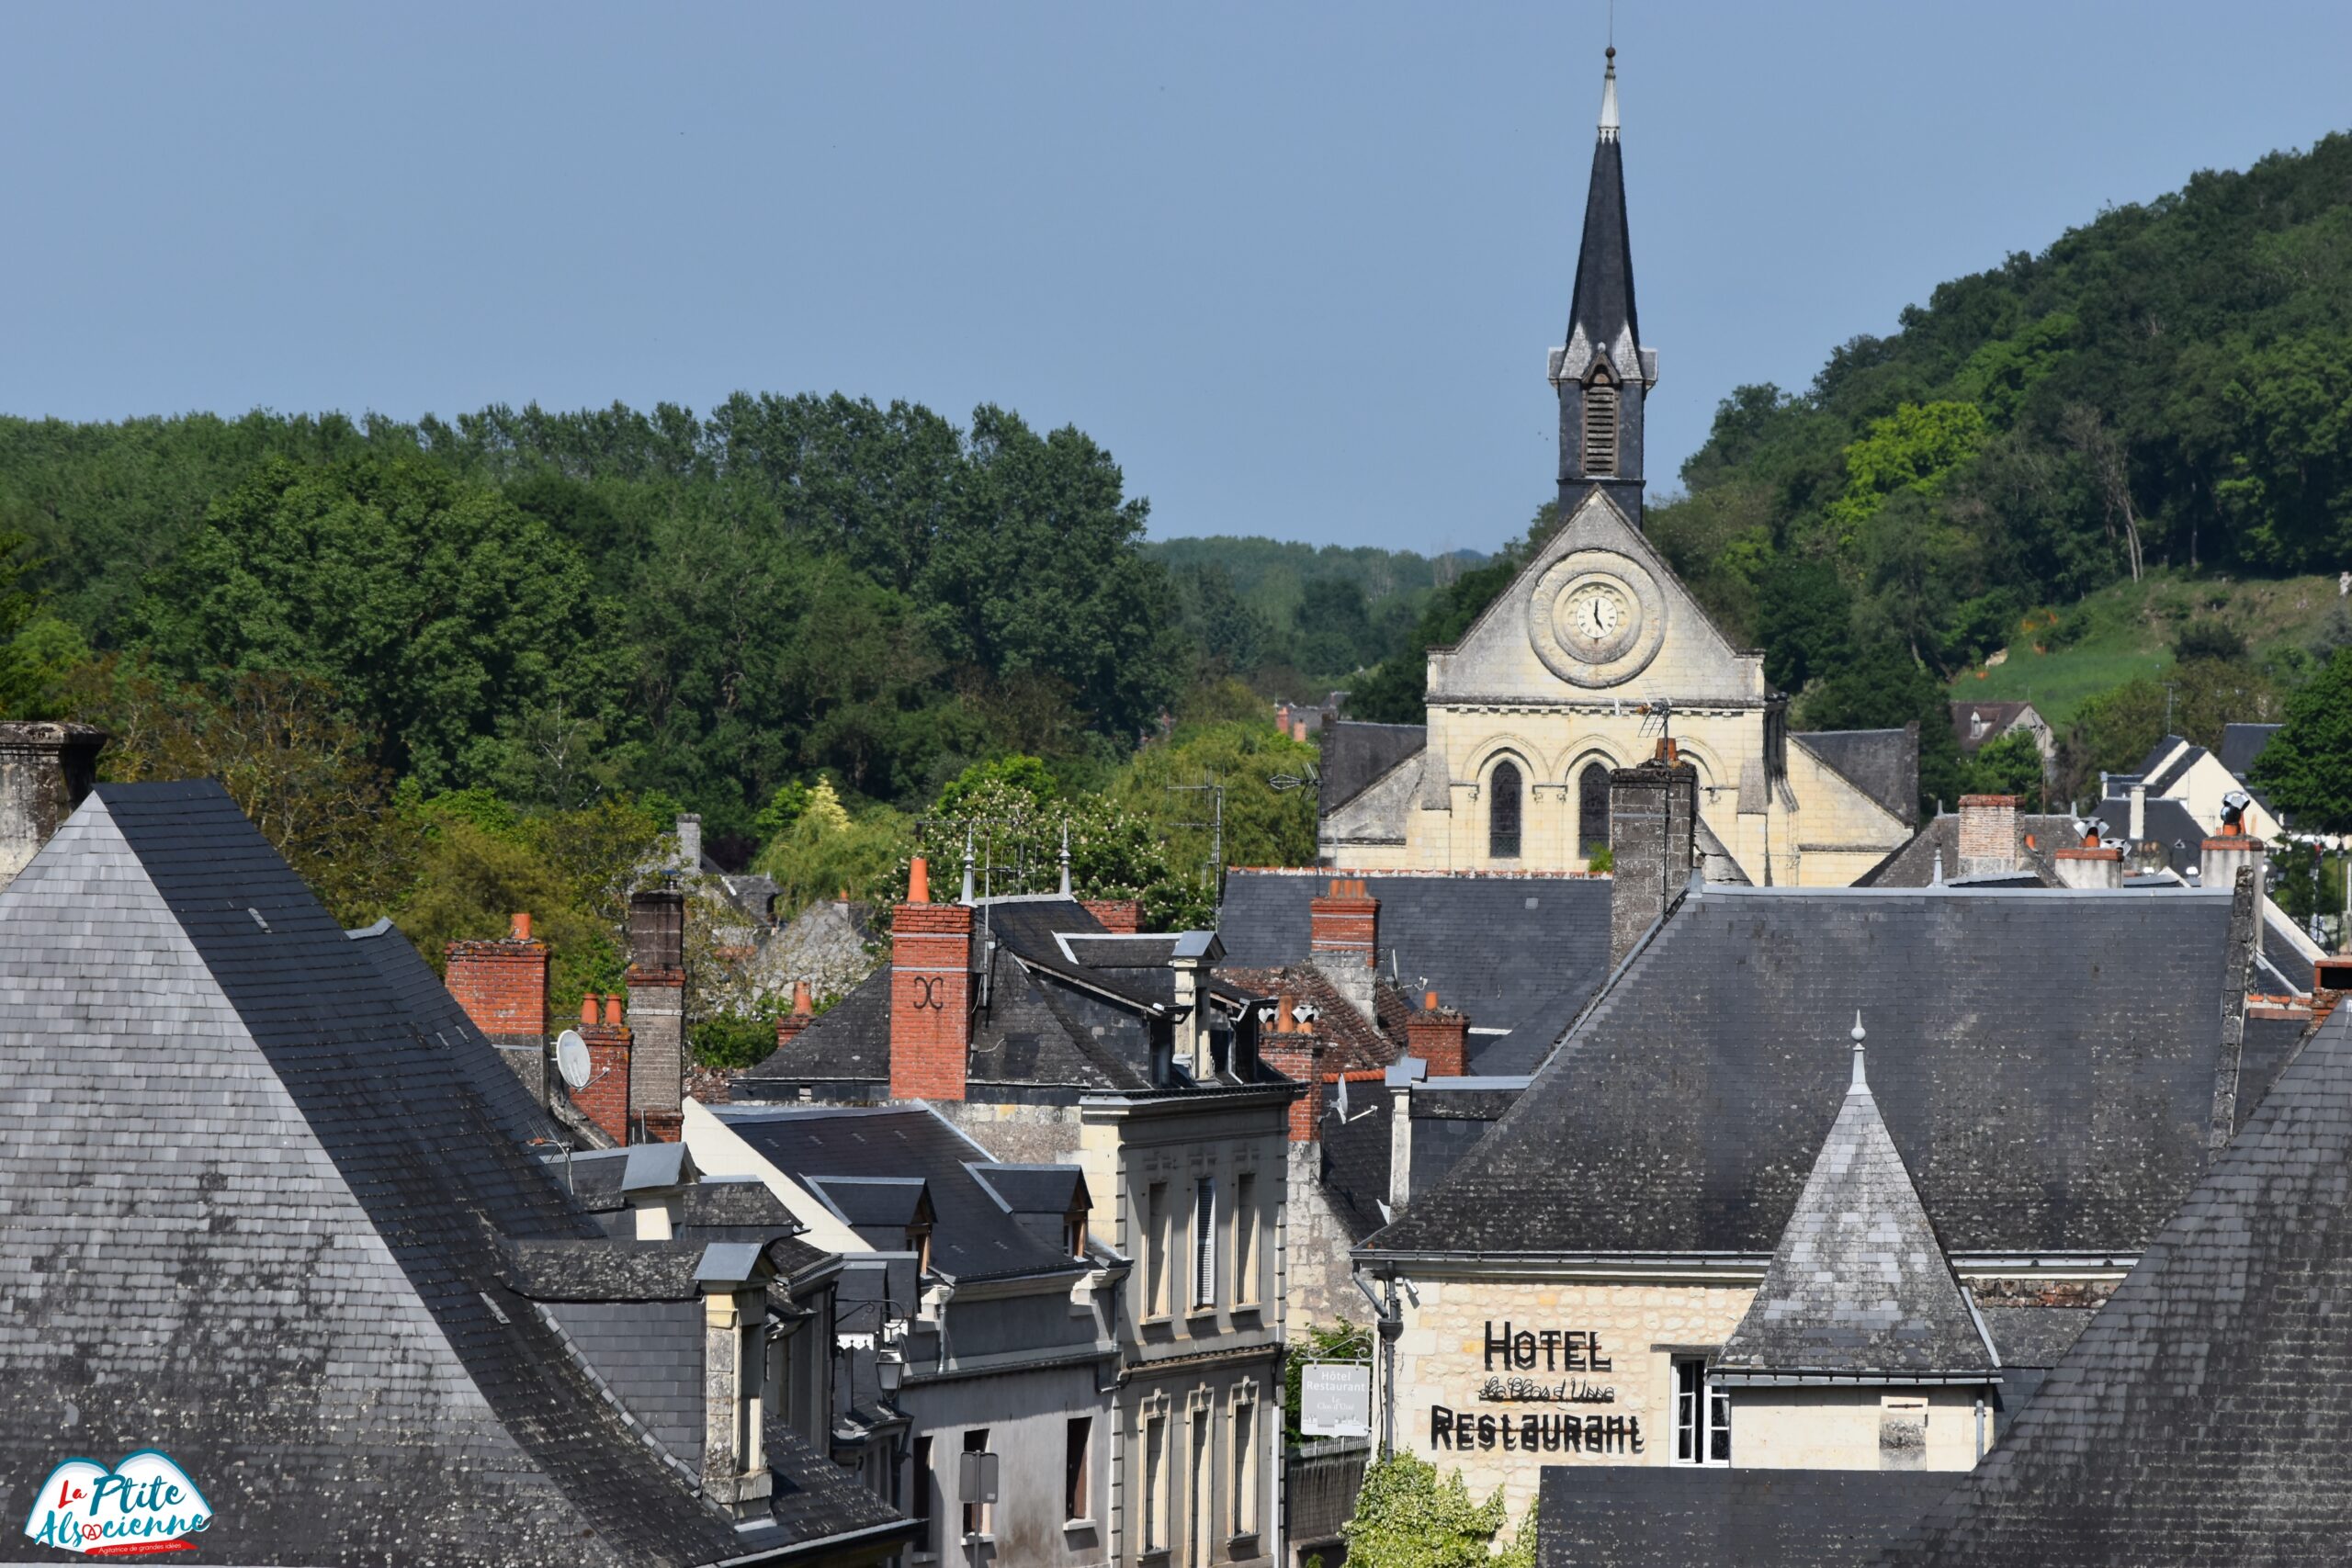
top-left (1714, 1015), bottom-right (2000, 1382)
top-left (1550, 46), bottom-right (1657, 522)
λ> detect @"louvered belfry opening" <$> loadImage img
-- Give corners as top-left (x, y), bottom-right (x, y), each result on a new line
top-left (1583, 367), bottom-right (1620, 478)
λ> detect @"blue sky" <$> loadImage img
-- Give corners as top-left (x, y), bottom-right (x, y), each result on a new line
top-left (4, 3), bottom-right (2347, 555)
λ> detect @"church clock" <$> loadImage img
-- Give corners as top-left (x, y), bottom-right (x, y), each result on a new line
top-left (1527, 550), bottom-right (1666, 687)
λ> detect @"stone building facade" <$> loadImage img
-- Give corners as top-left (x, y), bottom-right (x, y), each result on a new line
top-left (1316, 53), bottom-right (1915, 886)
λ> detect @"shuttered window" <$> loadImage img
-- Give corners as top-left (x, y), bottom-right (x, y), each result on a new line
top-left (1193, 1178), bottom-right (1216, 1309)
top-left (1583, 379), bottom-right (1619, 477)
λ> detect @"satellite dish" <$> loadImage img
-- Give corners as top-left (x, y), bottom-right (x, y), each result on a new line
top-left (556, 1029), bottom-right (592, 1090)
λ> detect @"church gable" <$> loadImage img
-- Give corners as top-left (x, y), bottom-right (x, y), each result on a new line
top-left (1427, 486), bottom-right (1762, 705)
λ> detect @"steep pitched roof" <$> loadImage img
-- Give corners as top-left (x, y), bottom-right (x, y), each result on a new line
top-left (1950, 700), bottom-right (2040, 754)
top-left (1793, 728), bottom-right (1919, 827)
top-left (1888, 1007), bottom-right (2352, 1567)
top-left (1366, 885), bottom-right (2261, 1260)
top-left (1857, 814), bottom-right (2079, 888)
top-left (1715, 1027), bottom-right (1996, 1382)
top-left (1566, 60), bottom-right (1640, 368)
top-left (2219, 721), bottom-right (2281, 780)
top-left (0, 783), bottom-right (903, 1566)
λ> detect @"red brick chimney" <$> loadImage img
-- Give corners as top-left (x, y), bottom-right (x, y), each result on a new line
top-left (1080, 898), bottom-right (1142, 933)
top-left (890, 857), bottom-right (975, 1101)
top-left (1406, 990), bottom-right (1469, 1077)
top-left (571, 993), bottom-right (633, 1145)
top-left (446, 912), bottom-right (549, 1047)
top-left (1258, 994), bottom-right (1324, 1142)
top-left (1309, 878), bottom-right (1378, 969)
top-left (775, 980), bottom-right (815, 1052)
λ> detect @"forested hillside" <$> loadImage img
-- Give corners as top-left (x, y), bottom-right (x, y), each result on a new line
top-left (1355, 131), bottom-right (2352, 811)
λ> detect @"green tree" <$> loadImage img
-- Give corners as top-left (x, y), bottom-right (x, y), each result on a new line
top-left (135, 454), bottom-right (602, 790)
top-left (1823, 400), bottom-right (1989, 545)
top-left (2249, 648), bottom-right (2352, 829)
top-left (1962, 728), bottom-right (2046, 802)
top-left (1340, 1453), bottom-right (1520, 1568)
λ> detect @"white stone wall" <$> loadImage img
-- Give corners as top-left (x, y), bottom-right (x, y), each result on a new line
top-left (1286, 1141), bottom-right (1365, 1327)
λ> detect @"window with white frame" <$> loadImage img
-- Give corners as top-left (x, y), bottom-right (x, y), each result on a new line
top-left (1673, 1356), bottom-right (1730, 1465)
top-left (1192, 1178), bottom-right (1216, 1310)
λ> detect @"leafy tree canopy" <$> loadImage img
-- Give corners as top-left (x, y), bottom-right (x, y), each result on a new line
top-left (2249, 647), bottom-right (2352, 830)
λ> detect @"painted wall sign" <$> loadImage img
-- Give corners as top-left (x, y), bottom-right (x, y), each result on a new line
top-left (1430, 1409), bottom-right (1645, 1454)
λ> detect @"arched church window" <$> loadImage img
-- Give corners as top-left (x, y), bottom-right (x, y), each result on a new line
top-left (1578, 762), bottom-right (1611, 858)
top-left (1583, 368), bottom-right (1619, 478)
top-left (1488, 761), bottom-right (1523, 861)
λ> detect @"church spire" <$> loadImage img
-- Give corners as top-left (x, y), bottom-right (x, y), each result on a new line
top-left (1550, 46), bottom-right (1657, 522)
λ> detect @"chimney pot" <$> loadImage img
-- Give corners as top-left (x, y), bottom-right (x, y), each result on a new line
top-left (581, 995), bottom-right (600, 1026)
top-left (511, 911), bottom-right (532, 942)
top-left (604, 995), bottom-right (625, 1027)
top-left (792, 979), bottom-right (812, 1017)
top-left (1424, 989), bottom-right (1440, 1011)
top-left (908, 856), bottom-right (930, 905)
top-left (1275, 994), bottom-right (1295, 1033)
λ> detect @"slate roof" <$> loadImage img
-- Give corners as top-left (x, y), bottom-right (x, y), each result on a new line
top-left (1715, 1035), bottom-right (1997, 1382)
top-left (1217, 870), bottom-right (1613, 1071)
top-left (2219, 721), bottom-right (2281, 780)
top-left (714, 1106), bottom-right (1083, 1283)
top-left (1366, 885), bottom-right (2262, 1260)
top-left (1218, 963), bottom-right (1404, 1075)
top-left (1317, 1091), bottom-right (1396, 1241)
top-left (1537, 1467), bottom-right (1952, 1568)
top-left (0, 783), bottom-right (905, 1567)
top-left (2091, 795), bottom-right (2206, 877)
top-left (1318, 721), bottom-right (1429, 815)
top-left (1793, 727), bottom-right (1919, 826)
top-left (1887, 1008), bottom-right (2352, 1567)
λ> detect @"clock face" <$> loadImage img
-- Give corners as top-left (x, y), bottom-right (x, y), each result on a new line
top-left (1527, 551), bottom-right (1664, 687)
top-left (1565, 583), bottom-right (1628, 647)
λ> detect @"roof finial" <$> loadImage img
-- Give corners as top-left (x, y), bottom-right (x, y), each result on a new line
top-left (1058, 821), bottom-right (1072, 897)
top-left (1931, 848), bottom-right (1945, 886)
top-left (961, 828), bottom-right (977, 905)
top-left (1598, 47), bottom-right (1621, 142)
top-left (1850, 1010), bottom-right (1869, 1091)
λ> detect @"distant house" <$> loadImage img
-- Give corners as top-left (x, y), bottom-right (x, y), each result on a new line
top-left (1949, 700), bottom-right (2054, 778)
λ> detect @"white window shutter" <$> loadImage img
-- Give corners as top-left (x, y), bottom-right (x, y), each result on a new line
top-left (1194, 1180), bottom-right (1216, 1307)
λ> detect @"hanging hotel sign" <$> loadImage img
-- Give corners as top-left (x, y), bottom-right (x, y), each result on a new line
top-left (1429, 1321), bottom-right (1645, 1456)
top-left (1301, 1361), bottom-right (1374, 1439)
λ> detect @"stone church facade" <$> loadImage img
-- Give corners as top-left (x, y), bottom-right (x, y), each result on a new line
top-left (1318, 50), bottom-right (1916, 887)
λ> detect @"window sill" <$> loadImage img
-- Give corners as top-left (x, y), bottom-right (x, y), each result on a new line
top-left (1063, 1518), bottom-right (1096, 1534)
top-left (1186, 1305), bottom-right (1220, 1323)
top-left (1138, 1551), bottom-right (1170, 1566)
top-left (1228, 1531), bottom-right (1261, 1551)
top-left (1139, 1313), bottom-right (1172, 1328)
top-left (1231, 1301), bottom-right (1262, 1320)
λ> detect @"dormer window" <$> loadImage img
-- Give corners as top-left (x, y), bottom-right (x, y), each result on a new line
top-left (1583, 364), bottom-right (1619, 477)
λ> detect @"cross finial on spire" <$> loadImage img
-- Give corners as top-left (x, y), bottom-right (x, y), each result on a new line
top-left (1849, 1010), bottom-right (1869, 1091)
top-left (1599, 46), bottom-right (1620, 142)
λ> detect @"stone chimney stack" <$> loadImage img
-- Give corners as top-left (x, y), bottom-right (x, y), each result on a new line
top-left (675, 813), bottom-right (703, 873)
top-left (695, 1251), bottom-right (776, 1522)
top-left (572, 994), bottom-right (633, 1145)
top-left (0, 722), bottom-right (105, 893)
top-left (1309, 877), bottom-right (1380, 1018)
top-left (1608, 740), bottom-right (1698, 971)
top-left (2201, 828), bottom-right (2266, 893)
top-left (2128, 783), bottom-right (2147, 844)
top-left (2052, 826), bottom-right (2124, 891)
top-left (889, 857), bottom-right (974, 1101)
top-left (627, 887), bottom-right (687, 1134)
top-left (1405, 991), bottom-right (1469, 1077)
top-left (1957, 795), bottom-right (2020, 877)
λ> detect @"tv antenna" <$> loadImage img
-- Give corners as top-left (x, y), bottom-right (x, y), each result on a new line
top-left (1166, 773), bottom-right (1227, 906)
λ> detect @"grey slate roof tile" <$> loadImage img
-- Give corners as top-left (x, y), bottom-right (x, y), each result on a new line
top-left (0, 784), bottom-right (906, 1567)
top-left (1539, 1467), bottom-right (1952, 1568)
top-left (1716, 1036), bottom-right (1996, 1381)
top-left (1886, 1006), bottom-right (2352, 1566)
top-left (1367, 886), bottom-right (2261, 1260)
